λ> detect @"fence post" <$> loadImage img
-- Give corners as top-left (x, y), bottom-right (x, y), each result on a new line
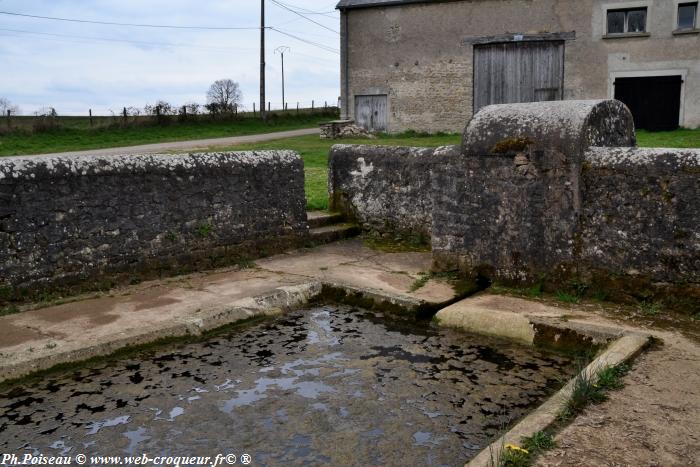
top-left (123, 107), bottom-right (127, 121)
top-left (253, 102), bottom-right (256, 116)
top-left (296, 102), bottom-right (299, 114)
top-left (312, 100), bottom-right (315, 111)
top-left (268, 101), bottom-right (271, 113)
top-left (325, 101), bottom-right (327, 109)
top-left (89, 109), bottom-right (93, 127)
top-left (6, 109), bottom-right (10, 128)
top-left (285, 102), bottom-right (288, 111)
top-left (182, 105), bottom-right (187, 119)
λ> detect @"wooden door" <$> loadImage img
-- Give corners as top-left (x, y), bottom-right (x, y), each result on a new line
top-left (473, 41), bottom-right (565, 112)
top-left (355, 95), bottom-right (388, 132)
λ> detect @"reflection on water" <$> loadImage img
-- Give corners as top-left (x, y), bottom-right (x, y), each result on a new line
top-left (0, 306), bottom-right (578, 466)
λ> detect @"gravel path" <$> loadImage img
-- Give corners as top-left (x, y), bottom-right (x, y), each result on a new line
top-left (31, 127), bottom-right (320, 157)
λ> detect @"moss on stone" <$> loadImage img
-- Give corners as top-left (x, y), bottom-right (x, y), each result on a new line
top-left (490, 136), bottom-right (535, 154)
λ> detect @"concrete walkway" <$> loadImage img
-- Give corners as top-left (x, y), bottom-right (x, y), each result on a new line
top-left (0, 239), bottom-right (454, 382)
top-left (30, 127), bottom-right (320, 157)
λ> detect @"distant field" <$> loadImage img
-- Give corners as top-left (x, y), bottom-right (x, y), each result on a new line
top-left (0, 109), bottom-right (338, 156)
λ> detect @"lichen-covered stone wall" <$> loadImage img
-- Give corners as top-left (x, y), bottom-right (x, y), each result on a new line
top-left (431, 148), bottom-right (579, 282)
top-left (579, 147), bottom-right (700, 305)
top-left (328, 100), bottom-right (699, 310)
top-left (0, 151), bottom-right (308, 298)
top-left (328, 144), bottom-right (458, 239)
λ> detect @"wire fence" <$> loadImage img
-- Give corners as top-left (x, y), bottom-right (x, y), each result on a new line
top-left (1, 99), bottom-right (341, 134)
top-left (4, 98), bottom-right (340, 118)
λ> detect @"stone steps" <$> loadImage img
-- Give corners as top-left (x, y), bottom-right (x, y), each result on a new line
top-left (309, 223), bottom-right (361, 244)
top-left (306, 211), bottom-right (360, 244)
top-left (306, 211), bottom-right (346, 229)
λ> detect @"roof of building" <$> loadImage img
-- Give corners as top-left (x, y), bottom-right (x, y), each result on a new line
top-left (336, 0), bottom-right (453, 10)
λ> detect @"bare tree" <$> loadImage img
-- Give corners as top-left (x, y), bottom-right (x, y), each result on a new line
top-left (184, 102), bottom-right (201, 115)
top-left (206, 79), bottom-right (242, 114)
top-left (35, 106), bottom-right (57, 117)
top-left (0, 97), bottom-right (20, 116)
top-left (144, 100), bottom-right (174, 116)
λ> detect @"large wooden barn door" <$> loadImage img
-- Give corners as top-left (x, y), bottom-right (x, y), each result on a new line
top-left (473, 41), bottom-right (565, 112)
top-left (355, 95), bottom-right (388, 132)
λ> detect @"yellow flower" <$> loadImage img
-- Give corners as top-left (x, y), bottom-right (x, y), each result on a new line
top-left (505, 444), bottom-right (530, 454)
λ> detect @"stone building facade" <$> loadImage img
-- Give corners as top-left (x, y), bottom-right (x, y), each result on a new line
top-left (337, 0), bottom-right (700, 133)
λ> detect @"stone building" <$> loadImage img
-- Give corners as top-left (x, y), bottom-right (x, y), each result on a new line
top-left (337, 0), bottom-right (700, 133)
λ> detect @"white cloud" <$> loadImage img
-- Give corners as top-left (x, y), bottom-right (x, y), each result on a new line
top-left (0, 0), bottom-right (340, 114)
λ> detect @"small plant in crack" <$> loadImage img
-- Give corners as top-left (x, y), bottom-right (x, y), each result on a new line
top-left (196, 223), bottom-right (213, 238)
top-left (558, 363), bottom-right (628, 421)
top-left (555, 291), bottom-right (580, 304)
top-left (522, 431), bottom-right (556, 453)
top-left (638, 301), bottom-right (661, 316)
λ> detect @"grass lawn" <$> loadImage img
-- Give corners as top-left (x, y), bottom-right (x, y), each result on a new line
top-left (0, 112), bottom-right (337, 157)
top-left (636, 128), bottom-right (700, 148)
top-left (209, 133), bottom-right (462, 210)
top-left (213, 128), bottom-right (698, 210)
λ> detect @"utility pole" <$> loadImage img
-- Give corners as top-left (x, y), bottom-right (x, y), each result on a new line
top-left (275, 46), bottom-right (290, 109)
top-left (260, 0), bottom-right (266, 120)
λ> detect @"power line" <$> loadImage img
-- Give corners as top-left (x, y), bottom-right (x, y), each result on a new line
top-left (269, 27), bottom-right (339, 54)
top-left (0, 26), bottom-right (339, 57)
top-left (269, 0), bottom-right (339, 34)
top-left (0, 7), bottom-right (340, 54)
top-left (0, 28), bottom-right (258, 51)
top-left (0, 10), bottom-right (260, 30)
top-left (0, 28), bottom-right (340, 64)
top-left (273, 1), bottom-right (337, 18)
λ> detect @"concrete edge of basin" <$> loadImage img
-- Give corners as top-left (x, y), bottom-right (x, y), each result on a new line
top-left (446, 309), bottom-right (652, 467)
top-left (319, 281), bottom-right (427, 312)
top-left (0, 281), bottom-right (325, 385)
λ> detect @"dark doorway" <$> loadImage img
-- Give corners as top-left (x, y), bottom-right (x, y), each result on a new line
top-left (473, 41), bottom-right (565, 113)
top-left (614, 75), bottom-right (682, 131)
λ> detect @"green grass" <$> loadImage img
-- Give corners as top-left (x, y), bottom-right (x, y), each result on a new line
top-left (558, 363), bottom-right (629, 421)
top-left (215, 133), bottom-right (461, 210)
top-left (596, 364), bottom-right (629, 391)
top-left (636, 128), bottom-right (700, 148)
top-left (638, 300), bottom-right (662, 316)
top-left (0, 111), bottom-right (337, 156)
top-left (522, 431), bottom-right (556, 452)
top-left (555, 291), bottom-right (580, 304)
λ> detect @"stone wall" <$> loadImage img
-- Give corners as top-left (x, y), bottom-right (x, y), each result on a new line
top-left (329, 144), bottom-right (458, 238)
top-left (328, 99), bottom-right (699, 310)
top-left (431, 148), bottom-right (579, 282)
top-left (432, 100), bottom-right (636, 280)
top-left (0, 151), bottom-right (308, 299)
top-left (579, 147), bottom-right (700, 305)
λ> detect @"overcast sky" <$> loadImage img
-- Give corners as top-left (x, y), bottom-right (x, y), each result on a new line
top-left (0, 0), bottom-right (341, 115)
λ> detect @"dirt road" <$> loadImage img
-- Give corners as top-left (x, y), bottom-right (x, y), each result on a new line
top-left (31, 127), bottom-right (320, 157)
